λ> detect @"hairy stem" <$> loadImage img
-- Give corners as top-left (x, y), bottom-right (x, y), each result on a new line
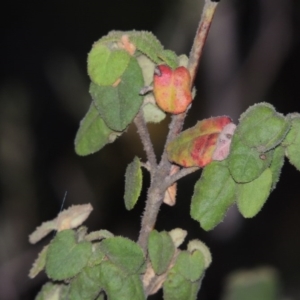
top-left (137, 0), bottom-right (219, 253)
top-left (134, 110), bottom-right (157, 171)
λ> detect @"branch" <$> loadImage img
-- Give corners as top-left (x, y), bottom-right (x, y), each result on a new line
top-left (164, 166), bottom-right (200, 189)
top-left (134, 110), bottom-right (157, 171)
top-left (188, 0), bottom-right (218, 86)
top-left (137, 0), bottom-right (219, 253)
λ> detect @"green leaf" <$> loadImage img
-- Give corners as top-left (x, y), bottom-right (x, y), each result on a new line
top-left (91, 57), bottom-right (144, 131)
top-left (148, 230), bottom-right (175, 275)
top-left (29, 245), bottom-right (48, 278)
top-left (237, 103), bottom-right (290, 152)
top-left (69, 265), bottom-right (102, 300)
top-left (236, 168), bottom-right (272, 218)
top-left (168, 228), bottom-right (188, 248)
top-left (88, 43), bottom-right (131, 86)
top-left (45, 230), bottom-right (92, 280)
top-left (142, 101), bottom-right (166, 124)
top-left (174, 250), bottom-right (205, 282)
top-left (87, 243), bottom-right (105, 266)
top-left (99, 261), bottom-right (145, 300)
top-left (158, 49), bottom-right (179, 69)
top-left (129, 31), bottom-right (164, 63)
top-left (228, 134), bottom-right (273, 183)
top-left (99, 237), bottom-right (145, 274)
top-left (35, 282), bottom-right (69, 300)
top-left (75, 102), bottom-right (122, 156)
top-left (124, 157), bottom-right (143, 210)
top-left (85, 229), bottom-right (114, 242)
top-left (190, 162), bottom-right (236, 231)
top-left (283, 114), bottom-right (300, 171)
top-left (187, 240), bottom-right (212, 269)
top-left (136, 55), bottom-right (155, 85)
top-left (269, 146), bottom-right (285, 190)
top-left (163, 269), bottom-right (201, 300)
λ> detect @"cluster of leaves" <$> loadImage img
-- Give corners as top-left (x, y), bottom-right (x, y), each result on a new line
top-left (74, 30), bottom-right (189, 156)
top-left (29, 205), bottom-right (211, 300)
top-left (184, 103), bottom-right (300, 230)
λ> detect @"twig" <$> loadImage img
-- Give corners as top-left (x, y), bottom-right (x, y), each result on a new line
top-left (134, 110), bottom-right (157, 171)
top-left (188, 0), bottom-right (219, 86)
top-left (164, 166), bottom-right (200, 189)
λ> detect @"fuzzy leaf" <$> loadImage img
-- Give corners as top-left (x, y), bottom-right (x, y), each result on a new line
top-left (163, 269), bottom-right (201, 300)
top-left (153, 65), bottom-right (192, 114)
top-left (129, 31), bottom-right (164, 63)
top-left (124, 157), bottom-right (143, 210)
top-left (91, 57), bottom-right (144, 131)
top-left (168, 228), bottom-right (187, 248)
top-left (167, 117), bottom-right (232, 167)
top-left (87, 243), bottom-right (106, 266)
top-left (35, 282), bottom-right (69, 300)
top-left (88, 43), bottom-right (131, 86)
top-left (148, 230), bottom-right (175, 275)
top-left (45, 230), bottom-right (92, 280)
top-left (190, 161), bottom-right (236, 231)
top-left (99, 261), bottom-right (145, 300)
top-left (29, 245), bottom-right (48, 278)
top-left (69, 265), bottom-right (103, 300)
top-left (237, 103), bottom-right (290, 152)
top-left (75, 102), bottom-right (122, 156)
top-left (29, 204), bottom-right (93, 244)
top-left (85, 229), bottom-right (114, 242)
top-left (99, 237), bottom-right (145, 275)
top-left (283, 114), bottom-right (300, 171)
top-left (228, 134), bottom-right (273, 183)
top-left (187, 240), bottom-right (212, 269)
top-left (142, 101), bottom-right (166, 123)
top-left (158, 50), bottom-right (179, 69)
top-left (174, 250), bottom-right (205, 282)
top-left (269, 146), bottom-right (285, 190)
top-left (236, 168), bottom-right (272, 218)
top-left (137, 55), bottom-right (155, 85)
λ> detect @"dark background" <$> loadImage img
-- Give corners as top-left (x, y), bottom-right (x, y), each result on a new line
top-left (0, 0), bottom-right (300, 299)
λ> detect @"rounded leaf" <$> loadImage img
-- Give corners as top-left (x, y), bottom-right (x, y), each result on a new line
top-left (88, 44), bottom-right (130, 86)
top-left (283, 114), bottom-right (300, 171)
top-left (91, 57), bottom-right (144, 131)
top-left (167, 116), bottom-right (232, 167)
top-left (237, 103), bottom-right (290, 152)
top-left (190, 161), bottom-right (236, 231)
top-left (163, 269), bottom-right (201, 300)
top-left (45, 230), bottom-right (92, 280)
top-left (75, 102), bottom-right (122, 156)
top-left (153, 65), bottom-right (192, 114)
top-left (148, 230), bottom-right (175, 275)
top-left (236, 168), bottom-right (273, 218)
top-left (228, 134), bottom-right (273, 183)
top-left (99, 237), bottom-right (145, 274)
top-left (174, 250), bottom-right (205, 282)
top-left (69, 265), bottom-right (103, 300)
top-left (99, 261), bottom-right (145, 300)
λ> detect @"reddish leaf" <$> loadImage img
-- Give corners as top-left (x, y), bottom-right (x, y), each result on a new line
top-left (167, 116), bottom-right (233, 167)
top-left (153, 65), bottom-right (192, 114)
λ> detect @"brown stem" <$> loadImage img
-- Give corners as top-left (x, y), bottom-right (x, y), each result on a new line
top-left (134, 110), bottom-right (157, 171)
top-left (137, 0), bottom-right (219, 253)
top-left (188, 0), bottom-right (218, 86)
top-left (164, 166), bottom-right (200, 189)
